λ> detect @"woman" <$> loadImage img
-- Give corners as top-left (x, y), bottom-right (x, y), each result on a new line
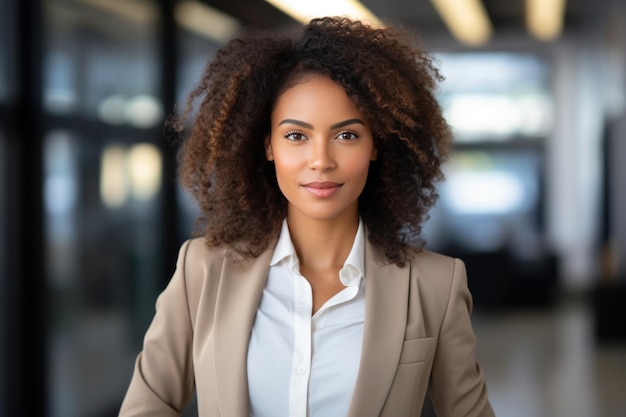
top-left (119, 16), bottom-right (494, 417)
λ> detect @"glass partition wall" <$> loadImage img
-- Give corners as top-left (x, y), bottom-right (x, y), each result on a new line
top-left (32, 1), bottom-right (240, 415)
top-left (42, 1), bottom-right (167, 415)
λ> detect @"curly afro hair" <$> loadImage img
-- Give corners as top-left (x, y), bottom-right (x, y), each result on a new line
top-left (174, 16), bottom-right (452, 266)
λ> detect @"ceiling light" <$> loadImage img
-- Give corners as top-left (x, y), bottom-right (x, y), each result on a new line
top-left (175, 0), bottom-right (241, 43)
top-left (265, 0), bottom-right (382, 27)
top-left (526, 0), bottom-right (566, 41)
top-left (76, 0), bottom-right (157, 26)
top-left (430, 0), bottom-right (492, 46)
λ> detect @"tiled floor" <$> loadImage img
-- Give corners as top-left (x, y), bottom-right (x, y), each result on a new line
top-left (471, 294), bottom-right (626, 417)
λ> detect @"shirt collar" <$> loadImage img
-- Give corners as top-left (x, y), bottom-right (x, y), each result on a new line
top-left (270, 219), bottom-right (297, 267)
top-left (340, 219), bottom-right (365, 286)
top-left (269, 218), bottom-right (366, 287)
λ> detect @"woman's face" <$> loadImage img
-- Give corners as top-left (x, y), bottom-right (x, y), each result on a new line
top-left (266, 75), bottom-right (377, 223)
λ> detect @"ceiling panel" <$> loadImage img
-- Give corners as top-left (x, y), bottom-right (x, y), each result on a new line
top-left (200, 0), bottom-right (610, 44)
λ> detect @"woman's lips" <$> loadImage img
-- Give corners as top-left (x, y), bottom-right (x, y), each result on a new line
top-left (303, 181), bottom-right (342, 198)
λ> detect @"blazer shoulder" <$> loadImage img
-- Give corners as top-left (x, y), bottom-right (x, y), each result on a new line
top-left (176, 237), bottom-right (274, 293)
top-left (408, 249), bottom-right (467, 307)
top-left (182, 237), bottom-right (228, 265)
top-left (175, 238), bottom-right (228, 297)
top-left (410, 248), bottom-right (460, 280)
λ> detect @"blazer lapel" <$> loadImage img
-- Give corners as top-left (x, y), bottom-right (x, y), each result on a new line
top-left (347, 238), bottom-right (411, 417)
top-left (212, 248), bottom-right (274, 416)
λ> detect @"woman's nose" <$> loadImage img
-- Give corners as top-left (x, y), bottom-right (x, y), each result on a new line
top-left (308, 140), bottom-right (336, 171)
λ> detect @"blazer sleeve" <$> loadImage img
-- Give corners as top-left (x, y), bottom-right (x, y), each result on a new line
top-left (118, 240), bottom-right (196, 417)
top-left (428, 259), bottom-right (495, 417)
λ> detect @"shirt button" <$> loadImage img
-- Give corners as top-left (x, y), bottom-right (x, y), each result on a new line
top-left (297, 366), bottom-right (307, 375)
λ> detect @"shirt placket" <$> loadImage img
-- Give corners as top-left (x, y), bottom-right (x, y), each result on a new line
top-left (289, 270), bottom-right (313, 417)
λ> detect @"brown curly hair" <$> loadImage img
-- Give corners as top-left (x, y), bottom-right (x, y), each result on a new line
top-left (174, 16), bottom-right (452, 266)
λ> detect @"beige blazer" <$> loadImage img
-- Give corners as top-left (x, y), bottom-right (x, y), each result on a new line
top-left (119, 236), bottom-right (494, 417)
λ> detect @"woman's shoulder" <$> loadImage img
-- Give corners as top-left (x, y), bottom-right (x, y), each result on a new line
top-left (410, 248), bottom-right (460, 275)
top-left (406, 249), bottom-right (471, 325)
top-left (181, 237), bottom-right (228, 264)
top-left (172, 238), bottom-right (230, 321)
top-left (408, 248), bottom-right (467, 296)
top-left (177, 237), bottom-right (276, 277)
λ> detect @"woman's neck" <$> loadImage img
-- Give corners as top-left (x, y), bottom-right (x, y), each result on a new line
top-left (286, 212), bottom-right (359, 274)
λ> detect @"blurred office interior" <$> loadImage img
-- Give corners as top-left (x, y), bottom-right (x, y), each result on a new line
top-left (1, 0), bottom-right (625, 416)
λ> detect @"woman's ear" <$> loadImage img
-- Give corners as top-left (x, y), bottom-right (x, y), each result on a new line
top-left (370, 146), bottom-right (378, 161)
top-left (264, 136), bottom-right (274, 161)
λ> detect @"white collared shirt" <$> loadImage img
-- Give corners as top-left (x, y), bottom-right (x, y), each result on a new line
top-left (247, 219), bottom-right (366, 417)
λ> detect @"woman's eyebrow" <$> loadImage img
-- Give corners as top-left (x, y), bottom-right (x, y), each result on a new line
top-left (330, 118), bottom-right (365, 129)
top-left (277, 118), bottom-right (365, 129)
top-left (278, 119), bottom-right (313, 129)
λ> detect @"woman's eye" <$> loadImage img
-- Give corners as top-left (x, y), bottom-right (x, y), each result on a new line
top-left (285, 131), bottom-right (306, 141)
top-left (337, 131), bottom-right (358, 140)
